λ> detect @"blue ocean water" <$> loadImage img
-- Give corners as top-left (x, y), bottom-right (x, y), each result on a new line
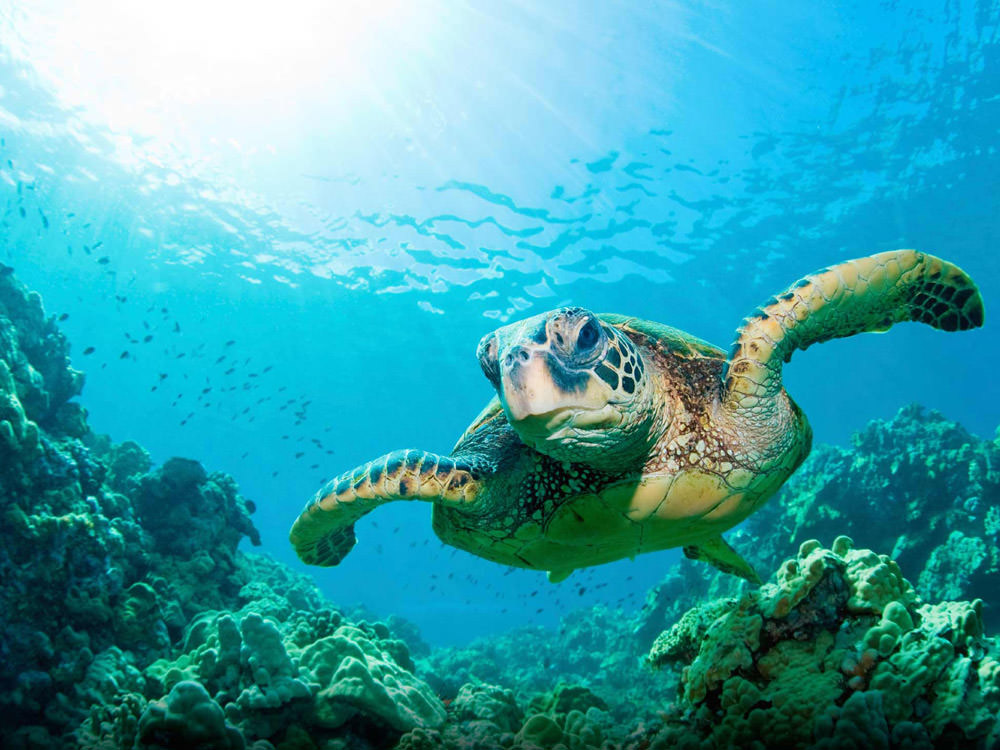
top-left (0, 0), bottom-right (996, 649)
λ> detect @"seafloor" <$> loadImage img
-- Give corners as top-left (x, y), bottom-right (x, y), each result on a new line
top-left (1, 269), bottom-right (998, 750)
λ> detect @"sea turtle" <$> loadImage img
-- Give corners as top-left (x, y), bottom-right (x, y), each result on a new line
top-left (290, 250), bottom-right (984, 583)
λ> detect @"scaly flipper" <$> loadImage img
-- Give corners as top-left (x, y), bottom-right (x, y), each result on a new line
top-left (289, 449), bottom-right (484, 566)
top-left (684, 535), bottom-right (761, 584)
top-left (723, 250), bottom-right (984, 407)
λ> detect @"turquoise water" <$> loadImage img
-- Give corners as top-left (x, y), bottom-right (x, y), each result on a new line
top-left (0, 0), bottom-right (996, 648)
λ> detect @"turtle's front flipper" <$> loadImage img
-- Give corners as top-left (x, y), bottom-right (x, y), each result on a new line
top-left (290, 449), bottom-right (484, 566)
top-left (723, 250), bottom-right (984, 407)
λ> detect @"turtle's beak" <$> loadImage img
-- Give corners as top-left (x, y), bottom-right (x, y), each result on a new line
top-left (499, 345), bottom-right (610, 426)
top-left (500, 347), bottom-right (569, 423)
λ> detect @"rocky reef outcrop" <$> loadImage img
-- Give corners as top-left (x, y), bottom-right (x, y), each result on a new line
top-left (647, 537), bottom-right (1000, 749)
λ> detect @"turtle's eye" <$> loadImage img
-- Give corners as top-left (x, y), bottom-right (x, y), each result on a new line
top-left (577, 320), bottom-right (599, 350)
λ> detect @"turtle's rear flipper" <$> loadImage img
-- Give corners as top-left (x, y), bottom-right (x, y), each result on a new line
top-left (684, 535), bottom-right (761, 584)
top-left (289, 449), bottom-right (484, 567)
top-left (723, 250), bottom-right (984, 407)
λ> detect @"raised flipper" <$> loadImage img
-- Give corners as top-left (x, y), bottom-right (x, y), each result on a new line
top-left (723, 250), bottom-right (984, 407)
top-left (289, 449), bottom-right (484, 566)
top-left (684, 535), bottom-right (761, 584)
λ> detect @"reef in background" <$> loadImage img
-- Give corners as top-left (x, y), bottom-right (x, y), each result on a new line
top-left (2, 268), bottom-right (998, 750)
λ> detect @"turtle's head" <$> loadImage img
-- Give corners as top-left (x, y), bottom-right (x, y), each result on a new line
top-left (477, 307), bottom-right (660, 470)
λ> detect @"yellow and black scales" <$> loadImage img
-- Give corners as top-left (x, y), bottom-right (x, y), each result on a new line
top-left (290, 250), bottom-right (984, 583)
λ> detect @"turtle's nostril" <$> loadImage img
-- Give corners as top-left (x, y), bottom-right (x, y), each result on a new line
top-left (505, 346), bottom-right (531, 367)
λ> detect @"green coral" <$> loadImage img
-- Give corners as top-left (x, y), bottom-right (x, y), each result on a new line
top-left (137, 681), bottom-right (247, 750)
top-left (300, 622), bottom-right (446, 732)
top-left (648, 538), bottom-right (1000, 748)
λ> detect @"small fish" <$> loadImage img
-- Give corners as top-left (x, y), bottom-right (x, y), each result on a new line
top-left (143, 335), bottom-right (153, 343)
top-left (83, 346), bottom-right (95, 355)
top-left (97, 256), bottom-right (110, 265)
top-left (58, 313), bottom-right (69, 321)
top-left (225, 340), bottom-right (235, 347)
top-left (120, 351), bottom-right (130, 359)
top-left (173, 322), bottom-right (181, 333)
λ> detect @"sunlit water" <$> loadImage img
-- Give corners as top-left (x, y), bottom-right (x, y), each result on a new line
top-left (0, 0), bottom-right (996, 644)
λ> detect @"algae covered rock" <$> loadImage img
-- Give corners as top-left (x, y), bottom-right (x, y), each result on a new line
top-left (648, 537), bottom-right (1000, 749)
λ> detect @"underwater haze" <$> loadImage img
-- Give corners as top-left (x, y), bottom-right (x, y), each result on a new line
top-left (1, 1), bottom-right (999, 748)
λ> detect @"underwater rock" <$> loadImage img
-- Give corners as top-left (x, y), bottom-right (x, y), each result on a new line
top-left (0, 273), bottom-right (83, 429)
top-left (137, 680), bottom-right (247, 750)
top-left (394, 681), bottom-right (617, 750)
top-left (648, 537), bottom-right (1000, 749)
top-left (83, 603), bottom-right (445, 748)
top-left (105, 439), bottom-right (152, 494)
top-left (114, 581), bottom-right (171, 660)
top-left (450, 682), bottom-right (522, 734)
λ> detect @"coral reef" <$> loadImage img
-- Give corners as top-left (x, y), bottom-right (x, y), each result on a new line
top-left (0, 271), bottom-right (263, 747)
top-left (755, 406), bottom-right (1000, 609)
top-left (648, 537), bottom-right (1000, 749)
top-left (419, 604), bottom-right (675, 732)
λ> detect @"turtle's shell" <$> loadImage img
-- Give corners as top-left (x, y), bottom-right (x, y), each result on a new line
top-left (431, 314), bottom-right (812, 577)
